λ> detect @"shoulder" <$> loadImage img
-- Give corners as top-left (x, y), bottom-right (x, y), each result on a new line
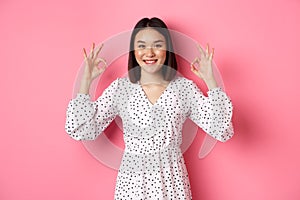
top-left (172, 75), bottom-right (195, 89)
top-left (107, 76), bottom-right (130, 86)
top-left (112, 76), bottom-right (139, 93)
top-left (116, 76), bottom-right (137, 87)
top-left (171, 76), bottom-right (204, 97)
top-left (102, 77), bottom-right (128, 93)
top-left (174, 75), bottom-right (193, 83)
top-left (117, 76), bottom-right (131, 83)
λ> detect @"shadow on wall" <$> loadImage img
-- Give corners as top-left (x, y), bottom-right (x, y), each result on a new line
top-left (219, 56), bottom-right (269, 152)
top-left (220, 55), bottom-right (271, 151)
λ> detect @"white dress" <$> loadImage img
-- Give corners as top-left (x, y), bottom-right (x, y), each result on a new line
top-left (65, 75), bottom-right (233, 200)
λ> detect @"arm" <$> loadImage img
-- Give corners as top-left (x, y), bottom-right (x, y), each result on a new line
top-left (65, 43), bottom-right (113, 140)
top-left (65, 79), bottom-right (119, 140)
top-left (189, 44), bottom-right (234, 142)
top-left (187, 81), bottom-right (233, 142)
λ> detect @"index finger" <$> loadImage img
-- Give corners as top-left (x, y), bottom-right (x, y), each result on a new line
top-left (83, 48), bottom-right (88, 59)
top-left (94, 43), bottom-right (104, 58)
top-left (197, 44), bottom-right (205, 58)
top-left (209, 48), bottom-right (215, 60)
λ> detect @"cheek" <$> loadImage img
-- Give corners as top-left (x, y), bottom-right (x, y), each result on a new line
top-left (156, 50), bottom-right (166, 61)
top-left (134, 50), bottom-right (143, 59)
top-left (134, 51), bottom-right (144, 66)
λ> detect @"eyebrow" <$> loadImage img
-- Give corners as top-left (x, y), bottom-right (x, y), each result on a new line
top-left (136, 40), bottom-right (165, 43)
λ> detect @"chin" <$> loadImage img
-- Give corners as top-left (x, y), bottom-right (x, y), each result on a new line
top-left (141, 64), bottom-right (164, 74)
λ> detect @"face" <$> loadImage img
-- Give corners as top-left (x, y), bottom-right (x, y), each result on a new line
top-left (134, 28), bottom-right (167, 75)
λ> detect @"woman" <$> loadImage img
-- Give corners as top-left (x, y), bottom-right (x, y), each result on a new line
top-left (65, 17), bottom-right (233, 199)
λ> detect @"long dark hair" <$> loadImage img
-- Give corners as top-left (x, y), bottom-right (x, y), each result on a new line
top-left (128, 17), bottom-right (178, 83)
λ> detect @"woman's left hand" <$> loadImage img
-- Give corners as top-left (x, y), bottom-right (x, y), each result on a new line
top-left (191, 43), bottom-right (218, 89)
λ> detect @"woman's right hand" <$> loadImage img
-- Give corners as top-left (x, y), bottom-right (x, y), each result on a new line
top-left (79, 43), bottom-right (107, 94)
top-left (82, 43), bottom-right (107, 83)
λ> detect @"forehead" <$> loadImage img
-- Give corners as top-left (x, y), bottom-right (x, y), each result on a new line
top-left (134, 28), bottom-right (166, 43)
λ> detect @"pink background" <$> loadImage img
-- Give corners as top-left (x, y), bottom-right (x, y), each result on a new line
top-left (1, 0), bottom-right (300, 199)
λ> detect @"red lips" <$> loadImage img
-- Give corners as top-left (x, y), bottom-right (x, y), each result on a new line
top-left (143, 59), bottom-right (158, 65)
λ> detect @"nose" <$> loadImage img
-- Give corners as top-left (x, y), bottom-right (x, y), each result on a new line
top-left (145, 47), bottom-right (155, 57)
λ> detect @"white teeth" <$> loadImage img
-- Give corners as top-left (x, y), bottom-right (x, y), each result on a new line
top-left (144, 60), bottom-right (157, 64)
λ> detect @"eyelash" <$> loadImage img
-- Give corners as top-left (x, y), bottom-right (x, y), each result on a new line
top-left (137, 44), bottom-right (164, 49)
top-left (138, 44), bottom-right (146, 49)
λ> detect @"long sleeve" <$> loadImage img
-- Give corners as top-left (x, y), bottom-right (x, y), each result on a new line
top-left (65, 78), bottom-right (119, 141)
top-left (187, 80), bottom-right (234, 142)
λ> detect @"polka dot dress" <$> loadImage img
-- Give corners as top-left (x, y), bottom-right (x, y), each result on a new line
top-left (65, 75), bottom-right (234, 199)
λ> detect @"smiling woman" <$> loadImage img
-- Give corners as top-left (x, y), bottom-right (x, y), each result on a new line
top-left (134, 28), bottom-right (167, 76)
top-left (135, 28), bottom-right (167, 78)
top-left (134, 28), bottom-right (169, 105)
top-left (65, 17), bottom-right (234, 199)
top-left (128, 18), bottom-right (177, 84)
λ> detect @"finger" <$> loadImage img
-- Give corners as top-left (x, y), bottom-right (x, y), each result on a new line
top-left (206, 43), bottom-right (209, 57)
top-left (197, 44), bottom-right (205, 58)
top-left (89, 42), bottom-right (95, 59)
top-left (96, 57), bottom-right (107, 67)
top-left (190, 65), bottom-right (201, 78)
top-left (209, 48), bottom-right (214, 60)
top-left (190, 64), bottom-right (197, 73)
top-left (191, 65), bottom-right (198, 73)
top-left (191, 57), bottom-right (198, 67)
top-left (100, 58), bottom-right (107, 67)
top-left (191, 57), bottom-right (200, 67)
top-left (99, 64), bottom-right (107, 72)
top-left (95, 43), bottom-right (104, 58)
top-left (97, 64), bottom-right (107, 76)
top-left (83, 48), bottom-right (88, 59)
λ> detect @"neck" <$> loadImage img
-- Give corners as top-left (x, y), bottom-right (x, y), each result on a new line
top-left (140, 71), bottom-right (165, 85)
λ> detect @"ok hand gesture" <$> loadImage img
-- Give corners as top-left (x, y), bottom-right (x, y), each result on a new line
top-left (82, 43), bottom-right (107, 83)
top-left (191, 44), bottom-right (218, 89)
top-left (79, 43), bottom-right (107, 94)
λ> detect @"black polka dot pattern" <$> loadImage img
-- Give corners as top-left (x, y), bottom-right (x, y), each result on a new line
top-left (186, 80), bottom-right (234, 142)
top-left (65, 75), bottom-right (234, 199)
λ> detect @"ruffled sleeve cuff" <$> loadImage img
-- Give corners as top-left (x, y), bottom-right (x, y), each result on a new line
top-left (207, 87), bottom-right (223, 96)
top-left (76, 93), bottom-right (91, 100)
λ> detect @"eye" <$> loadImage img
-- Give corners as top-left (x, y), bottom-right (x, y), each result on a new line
top-left (137, 44), bottom-right (146, 49)
top-left (154, 44), bottom-right (163, 48)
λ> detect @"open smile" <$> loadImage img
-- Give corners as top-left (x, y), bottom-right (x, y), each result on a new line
top-left (143, 59), bottom-right (158, 65)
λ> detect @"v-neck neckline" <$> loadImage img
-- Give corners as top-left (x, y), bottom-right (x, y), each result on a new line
top-left (138, 78), bottom-right (175, 106)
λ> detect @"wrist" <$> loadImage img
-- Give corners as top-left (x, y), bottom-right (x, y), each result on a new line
top-left (204, 78), bottom-right (218, 90)
top-left (80, 78), bottom-right (92, 86)
top-left (79, 79), bottom-right (92, 94)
